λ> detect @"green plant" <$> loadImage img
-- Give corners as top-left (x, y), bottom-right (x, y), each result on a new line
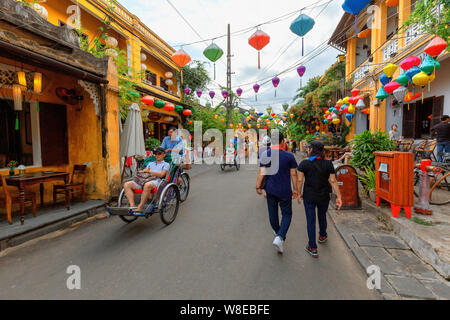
top-left (145, 137), bottom-right (161, 151)
top-left (350, 130), bottom-right (396, 170)
top-left (357, 166), bottom-right (376, 194)
top-left (305, 134), bottom-right (316, 144)
top-left (412, 216), bottom-right (433, 226)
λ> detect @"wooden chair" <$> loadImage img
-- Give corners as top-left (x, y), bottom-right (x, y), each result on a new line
top-left (0, 175), bottom-right (36, 224)
top-left (53, 165), bottom-right (87, 206)
top-left (415, 139), bottom-right (437, 162)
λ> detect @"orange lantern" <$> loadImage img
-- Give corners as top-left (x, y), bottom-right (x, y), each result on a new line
top-left (171, 49), bottom-right (191, 83)
top-left (221, 118), bottom-right (225, 123)
top-left (385, 0), bottom-right (399, 7)
top-left (357, 29), bottom-right (371, 38)
top-left (424, 36), bottom-right (447, 57)
top-left (248, 29), bottom-right (271, 69)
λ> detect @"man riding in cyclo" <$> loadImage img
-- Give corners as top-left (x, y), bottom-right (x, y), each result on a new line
top-left (122, 126), bottom-right (185, 214)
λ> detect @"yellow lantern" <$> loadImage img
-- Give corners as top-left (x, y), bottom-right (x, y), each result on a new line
top-left (383, 63), bottom-right (398, 78)
top-left (229, 124), bottom-right (233, 128)
top-left (248, 124), bottom-right (251, 129)
top-left (306, 130), bottom-right (310, 134)
top-left (326, 111), bottom-right (330, 115)
top-left (337, 99), bottom-right (343, 106)
top-left (343, 97), bottom-right (349, 104)
top-left (257, 124), bottom-right (260, 128)
top-left (316, 126), bottom-right (320, 130)
top-left (348, 105), bottom-right (355, 114)
top-left (17, 71), bottom-right (27, 88)
top-left (290, 114), bottom-right (294, 118)
top-left (412, 71), bottom-right (435, 87)
top-left (332, 118), bottom-right (341, 125)
top-left (34, 72), bottom-right (42, 94)
top-left (12, 84), bottom-right (22, 111)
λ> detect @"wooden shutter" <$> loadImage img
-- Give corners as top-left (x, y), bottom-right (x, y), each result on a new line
top-left (431, 96), bottom-right (444, 129)
top-left (39, 103), bottom-right (68, 166)
top-left (402, 103), bottom-right (416, 138)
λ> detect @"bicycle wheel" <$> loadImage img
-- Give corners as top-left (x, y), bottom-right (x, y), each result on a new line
top-left (179, 172), bottom-right (190, 202)
top-left (117, 189), bottom-right (138, 223)
top-left (159, 184), bottom-right (180, 225)
top-left (429, 172), bottom-right (450, 205)
top-left (235, 156), bottom-right (240, 171)
top-left (413, 170), bottom-right (421, 198)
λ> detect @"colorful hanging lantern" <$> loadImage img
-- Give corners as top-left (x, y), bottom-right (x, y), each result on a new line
top-left (376, 87), bottom-right (389, 101)
top-left (290, 114), bottom-right (294, 118)
top-left (164, 103), bottom-right (175, 111)
top-left (221, 118), bottom-right (225, 123)
top-left (336, 99), bottom-right (344, 107)
top-left (175, 105), bottom-right (184, 112)
top-left (141, 96), bottom-right (154, 106)
top-left (332, 118), bottom-right (341, 125)
top-left (297, 65), bottom-right (306, 89)
top-left (400, 56), bottom-right (420, 71)
top-left (171, 49), bottom-right (191, 83)
top-left (356, 98), bottom-right (366, 108)
top-left (248, 29), bottom-right (271, 69)
top-left (343, 97), bottom-right (350, 104)
top-left (342, 0), bottom-right (372, 36)
top-left (184, 88), bottom-right (191, 95)
top-left (154, 100), bottom-right (166, 109)
top-left (203, 42), bottom-right (224, 80)
top-left (412, 71), bottom-right (435, 87)
top-left (384, 81), bottom-right (401, 94)
top-left (383, 63), bottom-right (398, 78)
top-left (183, 109), bottom-right (192, 116)
top-left (351, 88), bottom-right (360, 97)
top-left (222, 90), bottom-right (228, 99)
top-left (424, 36), bottom-right (447, 57)
top-left (346, 113), bottom-right (354, 122)
top-left (290, 13), bottom-right (315, 56)
top-left (236, 88), bottom-right (243, 97)
top-left (380, 73), bottom-right (391, 86)
top-left (348, 104), bottom-right (355, 114)
top-left (272, 77), bottom-right (280, 97)
top-left (253, 83), bottom-right (260, 101)
top-left (386, 0), bottom-right (399, 7)
top-left (396, 73), bottom-right (409, 86)
top-left (196, 90), bottom-right (202, 98)
top-left (209, 91), bottom-right (215, 99)
top-left (405, 66), bottom-right (421, 82)
top-left (393, 86), bottom-right (408, 102)
top-left (420, 55), bottom-right (440, 75)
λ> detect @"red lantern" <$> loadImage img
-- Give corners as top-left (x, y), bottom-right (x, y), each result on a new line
top-left (424, 36), bottom-right (447, 57)
top-left (348, 96), bottom-right (357, 104)
top-left (141, 96), bottom-right (154, 106)
top-left (248, 30), bottom-right (270, 69)
top-left (351, 88), bottom-right (360, 97)
top-left (182, 109), bottom-right (192, 116)
top-left (384, 81), bottom-right (401, 94)
top-left (271, 113), bottom-right (276, 117)
top-left (188, 120), bottom-right (193, 124)
top-left (164, 103), bottom-right (175, 111)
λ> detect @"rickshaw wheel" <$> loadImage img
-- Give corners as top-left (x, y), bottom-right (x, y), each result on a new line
top-left (160, 184), bottom-right (180, 225)
top-left (180, 172), bottom-right (190, 202)
top-left (118, 189), bottom-right (138, 223)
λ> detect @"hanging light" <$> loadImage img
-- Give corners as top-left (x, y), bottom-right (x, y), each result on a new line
top-left (13, 84), bottom-right (23, 111)
top-left (18, 71), bottom-right (27, 88)
top-left (34, 72), bottom-right (42, 93)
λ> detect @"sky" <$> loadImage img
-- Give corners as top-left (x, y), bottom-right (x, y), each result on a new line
top-left (120, 0), bottom-right (346, 113)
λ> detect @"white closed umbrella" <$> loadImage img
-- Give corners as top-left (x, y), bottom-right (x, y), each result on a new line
top-left (120, 103), bottom-right (146, 181)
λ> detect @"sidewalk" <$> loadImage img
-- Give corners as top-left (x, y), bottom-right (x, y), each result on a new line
top-left (328, 203), bottom-right (450, 300)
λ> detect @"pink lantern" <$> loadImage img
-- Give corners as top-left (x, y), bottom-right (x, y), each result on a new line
top-left (209, 91), bottom-right (215, 99)
top-left (196, 90), bottom-right (202, 98)
top-left (272, 77), bottom-right (280, 97)
top-left (222, 90), bottom-right (228, 99)
top-left (253, 83), bottom-right (260, 101)
top-left (184, 88), bottom-right (191, 95)
top-left (297, 65), bottom-right (306, 89)
top-left (400, 56), bottom-right (421, 71)
top-left (384, 81), bottom-right (401, 94)
top-left (236, 88), bottom-right (243, 97)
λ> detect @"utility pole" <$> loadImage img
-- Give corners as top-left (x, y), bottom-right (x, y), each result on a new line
top-left (226, 23), bottom-right (232, 125)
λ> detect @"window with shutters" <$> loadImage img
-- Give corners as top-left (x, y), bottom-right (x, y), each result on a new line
top-left (144, 70), bottom-right (157, 85)
top-left (39, 103), bottom-right (68, 166)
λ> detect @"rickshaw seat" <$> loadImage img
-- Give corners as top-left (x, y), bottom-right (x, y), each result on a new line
top-left (133, 187), bottom-right (158, 194)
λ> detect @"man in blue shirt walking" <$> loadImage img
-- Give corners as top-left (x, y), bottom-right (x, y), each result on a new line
top-left (256, 132), bottom-right (298, 254)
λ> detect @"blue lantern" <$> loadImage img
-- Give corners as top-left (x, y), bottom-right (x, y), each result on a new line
top-left (290, 13), bottom-right (315, 56)
top-left (342, 0), bottom-right (372, 36)
top-left (380, 73), bottom-right (391, 86)
top-left (405, 66), bottom-right (421, 82)
top-left (346, 113), bottom-right (354, 122)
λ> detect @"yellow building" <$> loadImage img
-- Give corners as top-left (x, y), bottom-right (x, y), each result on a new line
top-left (329, 0), bottom-right (448, 141)
top-left (0, 0), bottom-right (185, 215)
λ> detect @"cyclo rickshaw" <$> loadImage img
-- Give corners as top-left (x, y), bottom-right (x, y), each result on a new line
top-left (107, 153), bottom-right (190, 225)
top-left (220, 146), bottom-right (240, 171)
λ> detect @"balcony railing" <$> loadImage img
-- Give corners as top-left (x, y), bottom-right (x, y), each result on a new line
top-left (382, 38), bottom-right (398, 61)
top-left (353, 61), bottom-right (371, 83)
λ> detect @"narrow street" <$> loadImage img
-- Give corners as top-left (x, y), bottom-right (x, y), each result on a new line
top-left (0, 163), bottom-right (380, 300)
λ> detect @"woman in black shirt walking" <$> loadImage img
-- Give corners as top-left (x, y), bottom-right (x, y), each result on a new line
top-left (297, 141), bottom-right (342, 258)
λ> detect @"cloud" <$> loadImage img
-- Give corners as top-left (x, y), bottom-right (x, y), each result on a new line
top-left (120, 0), bottom-right (344, 111)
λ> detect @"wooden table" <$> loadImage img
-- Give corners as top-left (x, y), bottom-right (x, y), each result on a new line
top-left (6, 171), bottom-right (70, 224)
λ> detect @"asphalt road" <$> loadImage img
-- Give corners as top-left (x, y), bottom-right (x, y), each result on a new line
top-left (0, 163), bottom-right (380, 299)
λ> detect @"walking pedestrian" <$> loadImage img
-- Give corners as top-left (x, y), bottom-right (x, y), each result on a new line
top-left (297, 141), bottom-right (342, 258)
top-left (256, 132), bottom-right (298, 254)
top-left (431, 115), bottom-right (450, 162)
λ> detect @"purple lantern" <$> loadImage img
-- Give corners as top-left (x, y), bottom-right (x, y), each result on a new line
top-left (222, 90), bottom-right (228, 99)
top-left (209, 91), bottom-right (215, 99)
top-left (236, 88), bottom-right (243, 97)
top-left (184, 88), bottom-right (191, 95)
top-left (196, 90), bottom-right (202, 98)
top-left (253, 83), bottom-right (260, 101)
top-left (297, 66), bottom-right (306, 89)
top-left (272, 77), bottom-right (280, 97)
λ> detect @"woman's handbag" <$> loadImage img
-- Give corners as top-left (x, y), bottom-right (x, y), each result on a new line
top-left (134, 172), bottom-right (156, 187)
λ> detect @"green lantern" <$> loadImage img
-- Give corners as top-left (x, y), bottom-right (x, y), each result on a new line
top-left (396, 73), bottom-right (409, 86)
top-left (154, 100), bottom-right (166, 109)
top-left (175, 105), bottom-right (184, 112)
top-left (420, 54), bottom-right (440, 75)
top-left (203, 42), bottom-right (224, 79)
top-left (376, 87), bottom-right (389, 101)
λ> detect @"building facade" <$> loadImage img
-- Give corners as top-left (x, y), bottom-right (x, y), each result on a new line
top-left (329, 0), bottom-right (448, 140)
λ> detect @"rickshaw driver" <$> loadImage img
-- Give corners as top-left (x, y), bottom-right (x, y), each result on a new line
top-left (123, 148), bottom-right (170, 213)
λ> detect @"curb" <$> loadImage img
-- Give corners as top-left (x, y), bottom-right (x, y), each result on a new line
top-left (362, 199), bottom-right (450, 280)
top-left (0, 204), bottom-right (106, 252)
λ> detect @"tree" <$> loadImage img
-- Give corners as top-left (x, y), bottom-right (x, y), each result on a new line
top-left (404, 0), bottom-right (449, 46)
top-left (179, 60), bottom-right (211, 104)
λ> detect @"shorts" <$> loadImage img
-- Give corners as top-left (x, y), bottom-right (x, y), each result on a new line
top-left (132, 179), bottom-right (161, 190)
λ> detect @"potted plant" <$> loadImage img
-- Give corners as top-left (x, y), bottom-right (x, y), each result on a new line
top-left (7, 160), bottom-right (18, 176)
top-left (145, 137), bottom-right (161, 151)
top-left (357, 166), bottom-right (377, 203)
